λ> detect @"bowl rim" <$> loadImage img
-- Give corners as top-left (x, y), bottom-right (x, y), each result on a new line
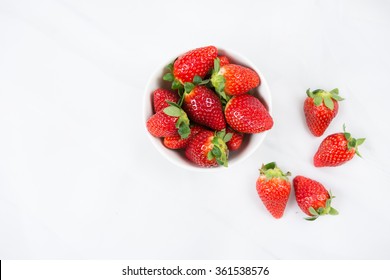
top-left (143, 47), bottom-right (272, 172)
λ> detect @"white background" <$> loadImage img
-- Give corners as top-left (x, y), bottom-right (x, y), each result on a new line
top-left (1, 0), bottom-right (389, 259)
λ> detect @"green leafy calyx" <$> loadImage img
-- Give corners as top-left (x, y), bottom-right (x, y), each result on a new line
top-left (163, 101), bottom-right (191, 139)
top-left (184, 82), bottom-right (195, 94)
top-left (259, 162), bottom-right (291, 181)
top-left (206, 129), bottom-right (230, 167)
top-left (210, 58), bottom-right (230, 103)
top-left (342, 124), bottom-right (366, 157)
top-left (305, 190), bottom-right (339, 221)
top-left (162, 62), bottom-right (184, 95)
top-left (306, 88), bottom-right (344, 110)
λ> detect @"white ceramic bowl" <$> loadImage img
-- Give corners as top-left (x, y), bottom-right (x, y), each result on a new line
top-left (143, 47), bottom-right (272, 172)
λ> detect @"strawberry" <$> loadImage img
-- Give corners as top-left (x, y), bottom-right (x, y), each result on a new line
top-left (224, 94), bottom-right (273, 133)
top-left (314, 125), bottom-right (365, 167)
top-left (218, 55), bottom-right (230, 67)
top-left (163, 136), bottom-right (188, 150)
top-left (211, 59), bottom-right (260, 96)
top-left (304, 88), bottom-right (344, 136)
top-left (182, 85), bottom-right (226, 131)
top-left (153, 88), bottom-right (179, 113)
top-left (164, 46), bottom-right (217, 86)
top-left (185, 129), bottom-right (232, 167)
top-left (146, 102), bottom-right (191, 138)
top-left (256, 162), bottom-right (291, 219)
top-left (226, 127), bottom-right (244, 151)
top-left (163, 125), bottom-right (205, 150)
top-left (293, 175), bottom-right (338, 221)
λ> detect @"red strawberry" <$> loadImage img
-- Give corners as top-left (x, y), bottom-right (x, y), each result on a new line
top-left (163, 136), bottom-right (188, 150)
top-left (304, 88), bottom-right (344, 136)
top-left (293, 175), bottom-right (338, 221)
top-left (182, 85), bottom-right (226, 131)
top-left (226, 127), bottom-right (244, 151)
top-left (256, 162), bottom-right (291, 219)
top-left (211, 59), bottom-right (260, 96)
top-left (224, 94), bottom-right (273, 133)
top-left (146, 103), bottom-right (190, 138)
top-left (163, 125), bottom-right (205, 150)
top-left (314, 125), bottom-right (365, 167)
top-left (153, 88), bottom-right (179, 113)
top-left (218, 55), bottom-right (230, 67)
top-left (172, 46), bottom-right (218, 84)
top-left (185, 129), bottom-right (231, 167)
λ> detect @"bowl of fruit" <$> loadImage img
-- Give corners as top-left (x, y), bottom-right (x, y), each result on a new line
top-left (144, 46), bottom-right (273, 171)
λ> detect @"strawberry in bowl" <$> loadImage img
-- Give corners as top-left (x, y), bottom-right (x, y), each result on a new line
top-left (144, 46), bottom-right (273, 171)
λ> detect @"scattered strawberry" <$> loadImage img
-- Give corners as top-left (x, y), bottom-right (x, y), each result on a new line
top-left (304, 88), bottom-right (344, 136)
top-left (256, 162), bottom-right (291, 219)
top-left (293, 175), bottom-right (338, 221)
top-left (163, 125), bottom-right (205, 150)
top-left (163, 46), bottom-right (217, 86)
top-left (153, 88), bottom-right (179, 113)
top-left (211, 59), bottom-right (260, 96)
top-left (218, 55), bottom-right (230, 67)
top-left (226, 127), bottom-right (244, 151)
top-left (224, 94), bottom-right (273, 133)
top-left (185, 129), bottom-right (232, 167)
top-left (182, 85), bottom-right (226, 131)
top-left (146, 102), bottom-right (191, 138)
top-left (314, 125), bottom-right (365, 167)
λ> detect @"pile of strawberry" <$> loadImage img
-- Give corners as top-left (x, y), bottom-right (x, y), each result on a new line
top-left (256, 88), bottom-right (366, 220)
top-left (146, 46), bottom-right (273, 167)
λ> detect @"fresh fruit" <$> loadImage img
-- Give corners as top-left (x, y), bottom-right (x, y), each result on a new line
top-left (185, 129), bottom-right (232, 167)
top-left (170, 46), bottom-right (218, 84)
top-left (218, 55), bottom-right (230, 67)
top-left (163, 136), bottom-right (187, 150)
top-left (147, 111), bottom-right (179, 137)
top-left (304, 88), bottom-right (344, 136)
top-left (148, 46), bottom-right (273, 168)
top-left (293, 175), bottom-right (338, 221)
top-left (163, 125), bottom-right (205, 150)
top-left (153, 88), bottom-right (179, 113)
top-left (314, 125), bottom-right (365, 167)
top-left (146, 102), bottom-right (190, 138)
top-left (224, 94), bottom-right (273, 133)
top-left (182, 85), bottom-right (226, 131)
top-left (226, 127), bottom-right (244, 151)
top-left (211, 59), bottom-right (260, 96)
top-left (256, 162), bottom-right (291, 219)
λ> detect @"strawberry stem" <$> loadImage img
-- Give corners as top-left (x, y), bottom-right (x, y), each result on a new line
top-left (210, 58), bottom-right (230, 104)
top-left (306, 88), bottom-right (344, 110)
top-left (259, 162), bottom-right (290, 181)
top-left (305, 190), bottom-right (338, 221)
top-left (207, 129), bottom-right (230, 167)
top-left (163, 102), bottom-right (191, 139)
top-left (343, 125), bottom-right (366, 157)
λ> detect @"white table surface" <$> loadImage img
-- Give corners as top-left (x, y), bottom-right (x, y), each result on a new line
top-left (1, 0), bottom-right (390, 259)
